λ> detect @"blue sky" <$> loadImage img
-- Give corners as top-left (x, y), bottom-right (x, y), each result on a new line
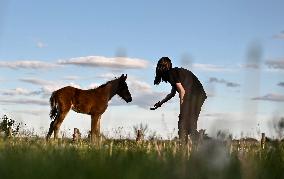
top-left (0, 0), bottom-right (283, 138)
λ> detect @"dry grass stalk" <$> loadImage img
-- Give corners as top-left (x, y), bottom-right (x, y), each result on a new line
top-left (109, 141), bottom-right (113, 157)
top-left (261, 133), bottom-right (266, 149)
top-left (72, 128), bottom-right (81, 142)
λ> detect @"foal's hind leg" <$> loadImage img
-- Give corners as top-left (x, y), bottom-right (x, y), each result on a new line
top-left (46, 120), bottom-right (55, 140)
top-left (53, 110), bottom-right (69, 139)
top-left (91, 114), bottom-right (101, 144)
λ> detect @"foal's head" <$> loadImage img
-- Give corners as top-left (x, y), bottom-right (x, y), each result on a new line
top-left (116, 74), bottom-right (132, 103)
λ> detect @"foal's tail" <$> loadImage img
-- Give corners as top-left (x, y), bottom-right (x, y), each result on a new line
top-left (49, 91), bottom-right (59, 120)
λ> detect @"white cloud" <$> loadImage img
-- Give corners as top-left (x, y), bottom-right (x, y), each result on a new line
top-left (39, 82), bottom-right (82, 97)
top-left (0, 61), bottom-right (58, 70)
top-left (199, 111), bottom-right (276, 136)
top-left (87, 83), bottom-right (100, 89)
top-left (36, 41), bottom-right (47, 48)
top-left (0, 98), bottom-right (49, 106)
top-left (0, 78), bottom-right (5, 83)
top-left (265, 59), bottom-right (284, 70)
top-left (0, 88), bottom-right (41, 96)
top-left (62, 75), bottom-right (80, 81)
top-left (111, 90), bottom-right (165, 109)
top-left (68, 82), bottom-right (81, 89)
top-left (20, 78), bottom-right (54, 86)
top-left (97, 73), bottom-right (152, 93)
top-left (129, 80), bottom-right (152, 93)
top-left (193, 63), bottom-right (233, 72)
top-left (127, 79), bottom-right (166, 108)
top-left (202, 112), bottom-right (242, 121)
top-left (97, 73), bottom-right (118, 80)
top-left (58, 56), bottom-right (149, 69)
top-left (273, 31), bottom-right (284, 40)
top-left (240, 63), bottom-right (261, 69)
top-left (131, 91), bottom-right (166, 109)
top-left (120, 78), bottom-right (164, 108)
top-left (252, 93), bottom-right (284, 102)
top-left (13, 109), bottom-right (49, 116)
top-left (19, 77), bottom-right (81, 96)
top-left (209, 77), bottom-right (240, 87)
top-left (278, 82), bottom-right (284, 87)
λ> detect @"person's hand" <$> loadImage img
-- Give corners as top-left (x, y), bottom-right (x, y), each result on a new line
top-left (154, 101), bottom-right (162, 108)
top-left (150, 101), bottom-right (162, 110)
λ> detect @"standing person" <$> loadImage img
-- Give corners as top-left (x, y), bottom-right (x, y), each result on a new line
top-left (151, 57), bottom-right (207, 142)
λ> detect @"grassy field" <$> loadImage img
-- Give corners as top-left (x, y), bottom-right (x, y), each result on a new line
top-left (0, 137), bottom-right (284, 179)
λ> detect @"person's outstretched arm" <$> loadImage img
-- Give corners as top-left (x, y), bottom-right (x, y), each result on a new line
top-left (154, 86), bottom-right (176, 108)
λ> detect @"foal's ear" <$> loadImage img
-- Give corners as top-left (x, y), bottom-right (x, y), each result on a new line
top-left (120, 74), bottom-right (127, 81)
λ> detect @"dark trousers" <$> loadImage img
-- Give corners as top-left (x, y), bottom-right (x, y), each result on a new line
top-left (178, 93), bottom-right (206, 141)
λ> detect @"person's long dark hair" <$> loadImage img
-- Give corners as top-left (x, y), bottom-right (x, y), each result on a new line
top-left (154, 57), bottom-right (172, 85)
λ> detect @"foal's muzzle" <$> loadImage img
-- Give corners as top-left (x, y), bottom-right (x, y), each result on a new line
top-left (126, 96), bottom-right (132, 103)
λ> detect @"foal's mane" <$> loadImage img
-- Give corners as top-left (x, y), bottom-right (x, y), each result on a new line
top-left (95, 77), bottom-right (120, 90)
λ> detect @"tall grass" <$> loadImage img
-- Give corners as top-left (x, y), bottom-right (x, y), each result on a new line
top-left (0, 137), bottom-right (283, 179)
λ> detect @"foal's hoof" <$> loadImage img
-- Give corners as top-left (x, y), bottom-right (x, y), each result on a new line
top-left (45, 135), bottom-right (51, 141)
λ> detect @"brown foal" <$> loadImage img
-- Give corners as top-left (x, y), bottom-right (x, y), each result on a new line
top-left (46, 74), bottom-right (132, 143)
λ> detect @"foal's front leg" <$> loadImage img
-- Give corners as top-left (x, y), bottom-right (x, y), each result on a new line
top-left (91, 114), bottom-right (101, 144)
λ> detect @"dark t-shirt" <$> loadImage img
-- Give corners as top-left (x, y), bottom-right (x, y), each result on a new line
top-left (166, 67), bottom-right (207, 97)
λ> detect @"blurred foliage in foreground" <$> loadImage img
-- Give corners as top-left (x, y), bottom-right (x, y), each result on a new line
top-left (0, 115), bottom-right (21, 138)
